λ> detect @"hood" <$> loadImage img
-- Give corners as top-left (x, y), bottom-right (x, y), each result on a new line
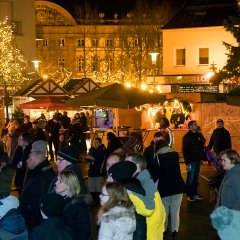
top-left (155, 145), bottom-right (175, 156)
top-left (0, 209), bottom-right (26, 234)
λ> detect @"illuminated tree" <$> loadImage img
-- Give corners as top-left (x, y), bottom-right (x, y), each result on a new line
top-left (0, 19), bottom-right (28, 119)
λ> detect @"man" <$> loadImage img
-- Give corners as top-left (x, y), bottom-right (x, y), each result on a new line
top-left (48, 145), bottom-right (86, 195)
top-left (143, 131), bottom-right (163, 181)
top-left (125, 153), bottom-right (166, 240)
top-left (21, 115), bottom-right (32, 133)
top-left (29, 120), bottom-right (46, 142)
top-left (19, 140), bottom-right (55, 231)
top-left (182, 120), bottom-right (205, 202)
top-left (208, 119), bottom-right (231, 155)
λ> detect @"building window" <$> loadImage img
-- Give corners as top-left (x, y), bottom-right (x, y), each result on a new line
top-left (77, 39), bottom-right (85, 47)
top-left (106, 39), bottom-right (113, 47)
top-left (176, 48), bottom-right (186, 65)
top-left (59, 57), bottom-right (65, 68)
top-left (133, 38), bottom-right (138, 47)
top-left (58, 38), bottom-right (65, 47)
top-left (77, 57), bottom-right (84, 72)
top-left (92, 39), bottom-right (98, 47)
top-left (43, 39), bottom-right (48, 47)
top-left (92, 56), bottom-right (99, 71)
top-left (12, 21), bottom-right (22, 35)
top-left (199, 48), bottom-right (209, 64)
top-left (107, 58), bottom-right (114, 71)
top-left (36, 40), bottom-right (41, 47)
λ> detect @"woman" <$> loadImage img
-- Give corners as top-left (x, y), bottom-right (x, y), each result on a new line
top-left (159, 117), bottom-right (173, 147)
top-left (98, 182), bottom-right (136, 240)
top-left (154, 139), bottom-right (186, 240)
top-left (55, 170), bottom-right (91, 240)
top-left (215, 149), bottom-right (240, 210)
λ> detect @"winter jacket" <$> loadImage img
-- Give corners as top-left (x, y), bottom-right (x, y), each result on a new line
top-left (29, 218), bottom-right (75, 240)
top-left (208, 127), bottom-right (231, 154)
top-left (129, 170), bottom-right (166, 240)
top-left (88, 145), bottom-right (106, 177)
top-left (0, 208), bottom-right (28, 240)
top-left (19, 160), bottom-right (55, 230)
top-left (98, 206), bottom-right (136, 240)
top-left (182, 130), bottom-right (205, 164)
top-left (216, 164), bottom-right (240, 211)
top-left (63, 196), bottom-right (91, 240)
top-left (155, 146), bottom-right (186, 198)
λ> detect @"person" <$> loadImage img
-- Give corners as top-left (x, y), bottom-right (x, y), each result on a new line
top-left (182, 120), bottom-right (205, 201)
top-left (29, 193), bottom-right (75, 240)
top-left (49, 145), bottom-right (86, 195)
top-left (12, 132), bottom-right (32, 194)
top-left (88, 137), bottom-right (106, 204)
top-left (98, 182), bottom-right (136, 240)
top-left (0, 195), bottom-right (28, 240)
top-left (105, 132), bottom-right (122, 159)
top-left (121, 136), bottom-right (138, 154)
top-left (19, 140), bottom-right (55, 231)
top-left (21, 115), bottom-right (32, 133)
top-left (159, 117), bottom-right (173, 147)
top-left (215, 149), bottom-right (240, 210)
top-left (45, 114), bottom-right (61, 161)
top-left (125, 153), bottom-right (166, 240)
top-left (154, 139), bottom-right (186, 240)
top-left (36, 113), bottom-right (47, 129)
top-left (211, 206), bottom-right (240, 240)
top-left (61, 111), bottom-right (71, 130)
top-left (208, 119), bottom-right (231, 155)
top-left (55, 171), bottom-right (91, 240)
top-left (143, 131), bottom-right (164, 181)
top-left (28, 120), bottom-right (46, 142)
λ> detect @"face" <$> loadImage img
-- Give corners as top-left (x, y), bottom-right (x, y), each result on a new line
top-left (100, 185), bottom-right (109, 206)
top-left (27, 152), bottom-right (38, 170)
top-left (106, 155), bottom-right (120, 172)
top-left (55, 175), bottom-right (69, 194)
top-left (190, 122), bottom-right (198, 132)
top-left (93, 140), bottom-right (100, 149)
top-left (56, 156), bottom-right (70, 173)
top-left (217, 122), bottom-right (224, 128)
top-left (221, 153), bottom-right (235, 171)
top-left (154, 136), bottom-right (162, 143)
top-left (18, 136), bottom-right (26, 147)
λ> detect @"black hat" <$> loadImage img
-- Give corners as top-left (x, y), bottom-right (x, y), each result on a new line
top-left (108, 161), bottom-right (137, 181)
top-left (40, 193), bottom-right (65, 218)
top-left (217, 119), bottom-right (224, 123)
top-left (57, 145), bottom-right (78, 164)
top-left (118, 178), bottom-right (145, 195)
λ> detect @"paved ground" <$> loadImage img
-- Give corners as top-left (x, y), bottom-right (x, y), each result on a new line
top-left (81, 160), bottom-right (219, 240)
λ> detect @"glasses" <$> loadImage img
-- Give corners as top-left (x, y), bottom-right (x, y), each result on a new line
top-left (100, 193), bottom-right (109, 197)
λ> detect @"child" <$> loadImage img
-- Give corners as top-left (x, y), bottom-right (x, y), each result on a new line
top-left (98, 182), bottom-right (136, 240)
top-left (88, 138), bottom-right (105, 204)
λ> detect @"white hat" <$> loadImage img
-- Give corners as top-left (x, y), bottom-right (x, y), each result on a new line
top-left (0, 195), bottom-right (19, 219)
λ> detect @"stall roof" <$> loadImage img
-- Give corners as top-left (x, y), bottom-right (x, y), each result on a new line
top-left (15, 78), bottom-right (68, 97)
top-left (63, 78), bottom-right (101, 95)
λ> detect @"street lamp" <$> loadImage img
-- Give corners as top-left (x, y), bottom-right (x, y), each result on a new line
top-left (32, 60), bottom-right (41, 72)
top-left (149, 52), bottom-right (159, 90)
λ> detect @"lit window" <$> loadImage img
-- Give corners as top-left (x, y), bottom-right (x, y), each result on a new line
top-left (92, 39), bottom-right (98, 47)
top-left (43, 39), bottom-right (48, 47)
top-left (77, 57), bottom-right (84, 72)
top-left (106, 39), bottom-right (113, 47)
top-left (77, 39), bottom-right (85, 47)
top-left (92, 56), bottom-right (99, 71)
top-left (36, 40), bottom-right (41, 47)
top-left (199, 48), bottom-right (209, 64)
top-left (176, 49), bottom-right (186, 65)
top-left (58, 39), bottom-right (65, 47)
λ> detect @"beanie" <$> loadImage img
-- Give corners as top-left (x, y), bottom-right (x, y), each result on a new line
top-left (57, 145), bottom-right (78, 164)
top-left (0, 196), bottom-right (19, 219)
top-left (40, 193), bottom-right (65, 218)
top-left (31, 140), bottom-right (48, 152)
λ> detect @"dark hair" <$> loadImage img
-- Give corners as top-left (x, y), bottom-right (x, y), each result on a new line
top-left (160, 117), bottom-right (170, 128)
top-left (188, 120), bottom-right (196, 128)
top-left (103, 182), bottom-right (132, 212)
top-left (220, 149), bottom-right (240, 165)
top-left (106, 132), bottom-right (117, 143)
top-left (154, 139), bottom-right (169, 154)
top-left (127, 153), bottom-right (146, 170)
top-left (94, 137), bottom-right (102, 144)
top-left (20, 132), bottom-right (33, 144)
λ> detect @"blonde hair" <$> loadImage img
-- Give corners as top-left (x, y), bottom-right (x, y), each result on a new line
top-left (59, 170), bottom-right (80, 198)
top-left (103, 182), bottom-right (132, 213)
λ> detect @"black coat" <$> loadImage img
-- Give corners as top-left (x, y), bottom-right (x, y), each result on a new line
top-left (182, 130), bottom-right (205, 164)
top-left (208, 127), bottom-right (231, 154)
top-left (155, 150), bottom-right (186, 198)
top-left (63, 197), bottom-right (91, 240)
top-left (29, 218), bottom-right (75, 240)
top-left (19, 160), bottom-right (55, 230)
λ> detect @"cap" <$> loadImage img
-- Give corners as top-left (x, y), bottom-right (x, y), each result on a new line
top-left (57, 145), bottom-right (78, 164)
top-left (217, 119), bottom-right (224, 123)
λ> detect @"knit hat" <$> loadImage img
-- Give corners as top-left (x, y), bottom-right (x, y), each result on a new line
top-left (57, 145), bottom-right (78, 164)
top-left (0, 196), bottom-right (19, 219)
top-left (122, 136), bottom-right (138, 149)
top-left (108, 161), bottom-right (145, 195)
top-left (31, 140), bottom-right (48, 152)
top-left (211, 206), bottom-right (240, 240)
top-left (40, 193), bottom-right (65, 218)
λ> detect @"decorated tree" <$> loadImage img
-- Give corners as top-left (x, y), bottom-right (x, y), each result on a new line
top-left (213, 17), bottom-right (240, 85)
top-left (0, 19), bottom-right (28, 119)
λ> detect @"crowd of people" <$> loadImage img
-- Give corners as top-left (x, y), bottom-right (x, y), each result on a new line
top-left (0, 113), bottom-right (239, 240)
